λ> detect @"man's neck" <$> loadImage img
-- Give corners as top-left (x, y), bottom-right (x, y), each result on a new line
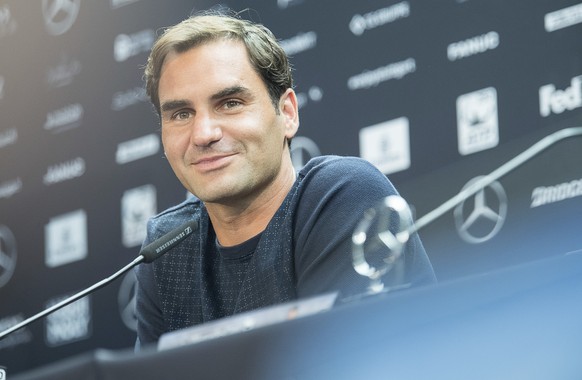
top-left (205, 162), bottom-right (296, 247)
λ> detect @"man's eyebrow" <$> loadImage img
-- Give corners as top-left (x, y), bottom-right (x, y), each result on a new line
top-left (160, 99), bottom-right (192, 113)
top-left (160, 86), bottom-right (252, 113)
top-left (211, 85), bottom-right (252, 101)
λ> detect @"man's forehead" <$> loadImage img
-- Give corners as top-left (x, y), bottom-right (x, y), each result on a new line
top-left (158, 40), bottom-right (268, 101)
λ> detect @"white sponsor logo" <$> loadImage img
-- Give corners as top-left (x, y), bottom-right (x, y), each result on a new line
top-left (110, 0), bottom-right (140, 9)
top-left (121, 185), bottom-right (156, 248)
top-left (0, 177), bottom-right (22, 199)
top-left (43, 157), bottom-right (85, 185)
top-left (45, 294), bottom-right (91, 346)
top-left (114, 29), bottom-right (155, 62)
top-left (0, 314), bottom-right (32, 349)
top-left (0, 225), bottom-right (17, 288)
top-left (111, 86), bottom-right (148, 111)
top-left (280, 31), bottom-right (317, 56)
top-left (0, 4), bottom-right (17, 38)
top-left (350, 2), bottom-right (410, 36)
top-left (116, 134), bottom-right (160, 164)
top-left (531, 178), bottom-right (582, 208)
top-left (0, 75), bottom-right (4, 99)
top-left (0, 127), bottom-right (17, 148)
top-left (545, 3), bottom-right (582, 32)
top-left (454, 178), bottom-right (507, 244)
top-left (45, 209), bottom-right (88, 268)
top-left (46, 55), bottom-right (82, 88)
top-left (359, 117), bottom-right (410, 175)
top-left (43, 103), bottom-right (84, 133)
top-left (277, 0), bottom-right (304, 9)
top-left (296, 86), bottom-right (323, 110)
top-left (447, 31), bottom-right (499, 61)
top-left (539, 75), bottom-right (582, 117)
top-left (42, 0), bottom-right (80, 36)
top-left (457, 87), bottom-right (499, 155)
top-left (290, 136), bottom-right (321, 171)
top-left (348, 58), bottom-right (415, 90)
top-left (118, 271), bottom-right (137, 331)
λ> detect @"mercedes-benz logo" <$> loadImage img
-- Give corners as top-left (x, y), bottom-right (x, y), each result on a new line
top-left (42, 0), bottom-right (80, 36)
top-left (118, 271), bottom-right (137, 331)
top-left (454, 177), bottom-right (507, 244)
top-left (290, 136), bottom-right (321, 171)
top-left (0, 225), bottom-right (17, 288)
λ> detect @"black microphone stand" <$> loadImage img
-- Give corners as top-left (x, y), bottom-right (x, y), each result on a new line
top-left (0, 256), bottom-right (144, 340)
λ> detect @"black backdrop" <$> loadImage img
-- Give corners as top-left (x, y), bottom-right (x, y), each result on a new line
top-left (1, 0), bottom-right (581, 374)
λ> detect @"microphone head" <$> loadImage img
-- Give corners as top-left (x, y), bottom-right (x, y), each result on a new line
top-left (139, 220), bottom-right (198, 263)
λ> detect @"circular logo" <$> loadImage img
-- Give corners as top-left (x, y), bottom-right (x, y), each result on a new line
top-left (0, 225), bottom-right (17, 288)
top-left (42, 0), bottom-right (80, 36)
top-left (308, 86), bottom-right (323, 102)
top-left (454, 177), bottom-right (507, 244)
top-left (290, 136), bottom-right (321, 171)
top-left (118, 271), bottom-right (137, 331)
top-left (349, 14), bottom-right (366, 36)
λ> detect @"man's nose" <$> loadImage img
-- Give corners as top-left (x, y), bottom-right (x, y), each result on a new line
top-left (190, 112), bottom-right (222, 146)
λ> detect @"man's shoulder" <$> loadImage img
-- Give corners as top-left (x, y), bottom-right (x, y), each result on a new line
top-left (299, 155), bottom-right (381, 177)
top-left (147, 196), bottom-right (202, 235)
top-left (298, 155), bottom-right (388, 187)
top-left (293, 155), bottom-right (396, 211)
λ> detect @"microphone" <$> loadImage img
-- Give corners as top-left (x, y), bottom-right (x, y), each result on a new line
top-left (0, 219), bottom-right (198, 340)
top-left (140, 220), bottom-right (198, 263)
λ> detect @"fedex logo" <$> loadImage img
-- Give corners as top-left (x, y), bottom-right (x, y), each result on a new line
top-left (539, 75), bottom-right (582, 117)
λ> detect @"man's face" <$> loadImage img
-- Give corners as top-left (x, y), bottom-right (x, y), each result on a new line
top-left (157, 39), bottom-right (298, 206)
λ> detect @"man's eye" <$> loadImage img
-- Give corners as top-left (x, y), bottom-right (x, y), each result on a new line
top-left (223, 100), bottom-right (242, 109)
top-left (173, 111), bottom-right (190, 120)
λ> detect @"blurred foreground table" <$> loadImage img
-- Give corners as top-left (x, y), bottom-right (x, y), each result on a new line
top-left (13, 251), bottom-right (582, 380)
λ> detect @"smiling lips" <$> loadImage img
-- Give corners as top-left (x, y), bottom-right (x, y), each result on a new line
top-left (191, 153), bottom-right (237, 171)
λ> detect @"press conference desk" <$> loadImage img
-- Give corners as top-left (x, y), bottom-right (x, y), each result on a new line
top-left (14, 252), bottom-right (582, 380)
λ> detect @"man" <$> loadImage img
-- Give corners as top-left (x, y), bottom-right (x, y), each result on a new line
top-left (135, 11), bottom-right (436, 348)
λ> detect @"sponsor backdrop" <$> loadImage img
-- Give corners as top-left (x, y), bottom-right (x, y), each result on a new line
top-left (1, 0), bottom-right (581, 374)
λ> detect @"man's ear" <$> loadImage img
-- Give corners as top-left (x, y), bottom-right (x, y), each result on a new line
top-left (279, 88), bottom-right (299, 139)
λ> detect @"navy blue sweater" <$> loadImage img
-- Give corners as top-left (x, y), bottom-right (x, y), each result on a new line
top-left (135, 156), bottom-right (436, 347)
